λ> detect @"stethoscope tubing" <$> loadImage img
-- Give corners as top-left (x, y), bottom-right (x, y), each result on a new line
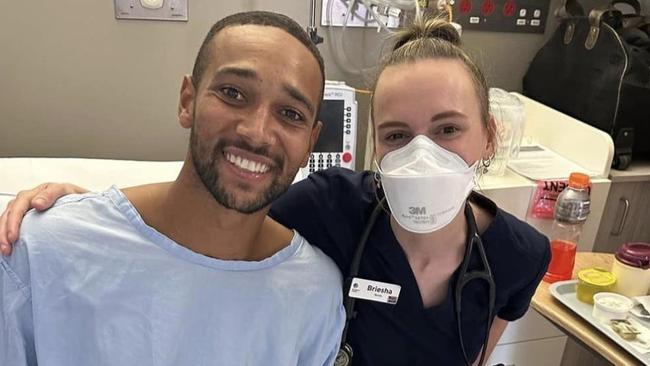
top-left (339, 197), bottom-right (496, 366)
top-left (340, 197), bottom-right (387, 346)
top-left (455, 202), bottom-right (496, 366)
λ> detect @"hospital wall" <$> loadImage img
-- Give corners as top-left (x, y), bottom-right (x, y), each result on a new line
top-left (0, 0), bottom-right (619, 161)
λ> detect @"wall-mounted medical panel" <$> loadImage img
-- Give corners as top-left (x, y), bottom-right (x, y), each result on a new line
top-left (453, 0), bottom-right (550, 33)
top-left (114, 0), bottom-right (188, 22)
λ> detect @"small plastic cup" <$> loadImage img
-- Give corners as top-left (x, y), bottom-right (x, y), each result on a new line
top-left (486, 88), bottom-right (525, 176)
top-left (592, 292), bottom-right (633, 323)
top-left (576, 268), bottom-right (616, 304)
top-left (544, 239), bottom-right (577, 283)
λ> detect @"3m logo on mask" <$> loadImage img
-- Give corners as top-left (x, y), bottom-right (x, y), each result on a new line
top-left (409, 206), bottom-right (426, 215)
top-left (404, 206), bottom-right (436, 226)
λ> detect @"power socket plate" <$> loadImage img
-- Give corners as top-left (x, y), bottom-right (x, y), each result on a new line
top-left (114, 0), bottom-right (188, 21)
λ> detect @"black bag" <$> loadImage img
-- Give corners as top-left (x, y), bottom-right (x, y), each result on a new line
top-left (523, 0), bottom-right (650, 169)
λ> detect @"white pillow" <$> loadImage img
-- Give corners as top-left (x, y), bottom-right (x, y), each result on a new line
top-left (0, 194), bottom-right (14, 212)
top-left (0, 158), bottom-right (184, 194)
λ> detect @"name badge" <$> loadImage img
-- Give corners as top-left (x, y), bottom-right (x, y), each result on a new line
top-left (348, 278), bottom-right (401, 305)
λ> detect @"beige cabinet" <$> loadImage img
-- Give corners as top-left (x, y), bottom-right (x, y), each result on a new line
top-left (481, 172), bottom-right (569, 366)
top-left (594, 162), bottom-right (650, 253)
top-left (481, 173), bottom-right (612, 366)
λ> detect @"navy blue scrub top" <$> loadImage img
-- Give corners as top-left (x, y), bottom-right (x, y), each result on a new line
top-left (269, 168), bottom-right (551, 366)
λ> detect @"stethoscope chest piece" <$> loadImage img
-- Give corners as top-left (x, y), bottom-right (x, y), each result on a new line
top-left (334, 343), bottom-right (353, 366)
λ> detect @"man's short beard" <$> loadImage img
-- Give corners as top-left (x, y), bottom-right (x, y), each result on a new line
top-left (189, 125), bottom-right (297, 214)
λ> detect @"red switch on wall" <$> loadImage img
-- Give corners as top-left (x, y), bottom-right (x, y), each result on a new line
top-left (503, 0), bottom-right (516, 16)
top-left (481, 0), bottom-right (495, 16)
top-left (460, 0), bottom-right (472, 14)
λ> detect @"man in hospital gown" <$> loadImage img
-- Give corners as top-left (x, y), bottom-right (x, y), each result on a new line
top-left (0, 11), bottom-right (344, 366)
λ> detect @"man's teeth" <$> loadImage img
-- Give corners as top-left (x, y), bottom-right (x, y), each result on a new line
top-left (225, 153), bottom-right (270, 174)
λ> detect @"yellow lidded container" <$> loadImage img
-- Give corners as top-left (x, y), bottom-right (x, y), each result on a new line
top-left (576, 268), bottom-right (617, 304)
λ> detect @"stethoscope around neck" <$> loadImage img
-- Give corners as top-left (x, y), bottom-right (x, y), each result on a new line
top-left (334, 196), bottom-right (496, 366)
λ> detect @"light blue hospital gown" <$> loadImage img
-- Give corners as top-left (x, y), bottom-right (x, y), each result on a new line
top-left (0, 188), bottom-right (345, 366)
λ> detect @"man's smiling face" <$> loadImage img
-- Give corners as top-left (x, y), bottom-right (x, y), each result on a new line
top-left (180, 24), bottom-right (322, 214)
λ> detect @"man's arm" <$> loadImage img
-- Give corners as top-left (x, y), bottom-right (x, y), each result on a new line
top-left (0, 239), bottom-right (36, 365)
top-left (299, 300), bottom-right (346, 366)
top-left (295, 255), bottom-right (346, 366)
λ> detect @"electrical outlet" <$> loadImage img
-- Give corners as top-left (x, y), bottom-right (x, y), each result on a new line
top-left (140, 0), bottom-right (163, 9)
top-left (114, 0), bottom-right (188, 21)
top-left (321, 0), bottom-right (401, 28)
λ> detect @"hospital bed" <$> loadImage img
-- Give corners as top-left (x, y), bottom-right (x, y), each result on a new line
top-left (0, 158), bottom-right (183, 211)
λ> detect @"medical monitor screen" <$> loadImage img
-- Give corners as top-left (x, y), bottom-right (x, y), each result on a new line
top-left (314, 100), bottom-right (344, 152)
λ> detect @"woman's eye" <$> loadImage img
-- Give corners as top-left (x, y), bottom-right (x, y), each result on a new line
top-left (219, 87), bottom-right (244, 101)
top-left (386, 132), bottom-right (408, 141)
top-left (440, 126), bottom-right (460, 135)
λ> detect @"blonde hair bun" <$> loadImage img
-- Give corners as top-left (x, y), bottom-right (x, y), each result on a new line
top-left (393, 16), bottom-right (461, 51)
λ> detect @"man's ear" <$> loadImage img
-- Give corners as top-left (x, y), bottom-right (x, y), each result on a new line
top-left (301, 120), bottom-right (322, 167)
top-left (178, 75), bottom-right (196, 129)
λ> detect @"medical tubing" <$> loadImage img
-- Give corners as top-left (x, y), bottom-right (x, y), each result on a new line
top-left (327, 0), bottom-right (377, 76)
top-left (327, 0), bottom-right (365, 75)
top-left (366, 0), bottom-right (418, 8)
top-left (326, 0), bottom-right (421, 77)
top-left (309, 0), bottom-right (318, 28)
top-left (340, 197), bottom-right (387, 346)
top-left (360, 0), bottom-right (392, 33)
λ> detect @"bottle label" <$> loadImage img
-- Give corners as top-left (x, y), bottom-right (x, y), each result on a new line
top-left (530, 179), bottom-right (591, 219)
top-left (556, 200), bottom-right (590, 222)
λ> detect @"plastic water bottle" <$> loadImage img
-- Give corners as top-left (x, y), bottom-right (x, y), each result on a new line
top-left (543, 172), bottom-right (591, 283)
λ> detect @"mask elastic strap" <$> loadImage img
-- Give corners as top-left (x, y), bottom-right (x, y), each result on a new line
top-left (372, 168), bottom-right (391, 217)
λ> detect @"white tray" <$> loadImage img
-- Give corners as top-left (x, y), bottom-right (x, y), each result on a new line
top-left (549, 280), bottom-right (650, 365)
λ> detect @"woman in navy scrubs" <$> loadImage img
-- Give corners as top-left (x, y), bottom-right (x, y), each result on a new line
top-left (0, 15), bottom-right (549, 366)
top-left (268, 16), bottom-right (550, 365)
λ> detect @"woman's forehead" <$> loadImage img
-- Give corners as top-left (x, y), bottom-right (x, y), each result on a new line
top-left (373, 59), bottom-right (480, 118)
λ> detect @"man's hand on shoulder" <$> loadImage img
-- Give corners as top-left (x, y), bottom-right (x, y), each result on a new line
top-left (0, 183), bottom-right (88, 255)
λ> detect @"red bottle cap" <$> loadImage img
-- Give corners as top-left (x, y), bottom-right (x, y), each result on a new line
top-left (615, 242), bottom-right (650, 269)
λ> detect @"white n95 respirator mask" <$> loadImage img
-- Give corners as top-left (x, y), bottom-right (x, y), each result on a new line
top-left (376, 135), bottom-right (477, 233)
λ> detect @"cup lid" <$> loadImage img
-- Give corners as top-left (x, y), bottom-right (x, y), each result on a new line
top-left (615, 242), bottom-right (650, 269)
top-left (578, 267), bottom-right (616, 287)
